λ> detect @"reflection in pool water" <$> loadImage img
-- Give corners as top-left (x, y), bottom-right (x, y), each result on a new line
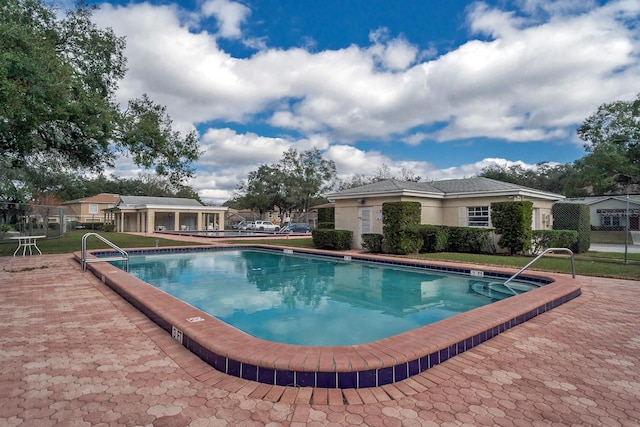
top-left (125, 250), bottom-right (528, 346)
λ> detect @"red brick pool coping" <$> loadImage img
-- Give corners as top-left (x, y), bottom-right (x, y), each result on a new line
top-left (75, 245), bottom-right (581, 389)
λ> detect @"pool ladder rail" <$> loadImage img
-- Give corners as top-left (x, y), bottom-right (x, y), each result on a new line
top-left (504, 247), bottom-right (575, 286)
top-left (81, 232), bottom-right (129, 272)
top-left (473, 248), bottom-right (576, 300)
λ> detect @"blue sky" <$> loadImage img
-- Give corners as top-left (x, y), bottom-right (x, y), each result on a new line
top-left (78, 0), bottom-right (640, 204)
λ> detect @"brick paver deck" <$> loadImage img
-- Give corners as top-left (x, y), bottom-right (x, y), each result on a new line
top-left (1, 252), bottom-right (639, 426)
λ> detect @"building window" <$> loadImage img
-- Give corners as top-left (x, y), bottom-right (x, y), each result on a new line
top-left (601, 216), bottom-right (621, 227)
top-left (88, 204), bottom-right (98, 214)
top-left (468, 206), bottom-right (489, 227)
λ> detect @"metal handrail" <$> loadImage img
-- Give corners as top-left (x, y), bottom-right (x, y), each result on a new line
top-left (81, 232), bottom-right (129, 272)
top-left (503, 247), bottom-right (575, 286)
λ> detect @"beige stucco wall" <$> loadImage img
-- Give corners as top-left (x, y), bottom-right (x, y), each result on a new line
top-left (335, 195), bottom-right (557, 249)
top-left (65, 202), bottom-right (114, 223)
top-left (440, 197), bottom-right (555, 230)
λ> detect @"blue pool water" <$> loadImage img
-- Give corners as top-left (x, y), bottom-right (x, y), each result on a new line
top-left (124, 249), bottom-right (527, 346)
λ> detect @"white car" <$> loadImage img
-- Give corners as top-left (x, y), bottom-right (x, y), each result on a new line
top-left (248, 220), bottom-right (280, 231)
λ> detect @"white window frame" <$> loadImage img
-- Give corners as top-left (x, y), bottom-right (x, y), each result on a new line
top-left (88, 204), bottom-right (99, 214)
top-left (467, 206), bottom-right (490, 227)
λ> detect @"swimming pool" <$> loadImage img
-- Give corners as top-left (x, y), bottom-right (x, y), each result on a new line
top-left (80, 245), bottom-right (581, 388)
top-left (125, 249), bottom-right (540, 346)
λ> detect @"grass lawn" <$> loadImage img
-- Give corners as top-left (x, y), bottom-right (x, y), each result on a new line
top-left (0, 230), bottom-right (205, 257)
top-left (2, 231), bottom-right (639, 280)
top-left (590, 230), bottom-right (634, 244)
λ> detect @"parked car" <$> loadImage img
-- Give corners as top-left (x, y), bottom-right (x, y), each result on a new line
top-left (240, 221), bottom-right (254, 230)
top-left (232, 220), bottom-right (247, 229)
top-left (247, 220), bottom-right (280, 231)
top-left (279, 223), bottom-right (311, 233)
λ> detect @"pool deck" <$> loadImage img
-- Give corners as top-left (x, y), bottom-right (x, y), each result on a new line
top-left (2, 241), bottom-right (640, 425)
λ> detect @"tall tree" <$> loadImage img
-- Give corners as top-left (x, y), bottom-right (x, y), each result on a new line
top-left (479, 162), bottom-right (582, 196)
top-left (279, 148), bottom-right (336, 220)
top-left (575, 93), bottom-right (640, 193)
top-left (0, 0), bottom-right (200, 198)
top-left (235, 165), bottom-right (283, 216)
top-left (235, 148), bottom-right (336, 221)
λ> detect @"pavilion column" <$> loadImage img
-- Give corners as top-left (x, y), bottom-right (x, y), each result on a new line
top-left (174, 212), bottom-right (180, 231)
top-left (148, 209), bottom-right (155, 233)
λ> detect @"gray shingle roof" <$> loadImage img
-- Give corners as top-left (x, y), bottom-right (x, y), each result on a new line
top-left (429, 177), bottom-right (531, 193)
top-left (328, 177), bottom-right (564, 200)
top-left (332, 179), bottom-right (443, 196)
top-left (117, 196), bottom-right (204, 207)
top-left (562, 195), bottom-right (640, 205)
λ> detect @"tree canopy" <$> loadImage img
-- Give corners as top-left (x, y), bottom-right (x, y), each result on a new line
top-left (0, 0), bottom-right (200, 194)
top-left (337, 164), bottom-right (422, 190)
top-left (234, 148), bottom-right (336, 221)
top-left (575, 93), bottom-right (640, 193)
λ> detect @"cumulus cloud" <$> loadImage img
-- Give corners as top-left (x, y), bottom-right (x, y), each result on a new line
top-left (89, 0), bottom-right (640, 203)
top-left (201, 0), bottom-right (250, 39)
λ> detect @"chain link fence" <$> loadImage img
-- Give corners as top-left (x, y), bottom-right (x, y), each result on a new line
top-left (553, 196), bottom-right (640, 265)
top-left (0, 202), bottom-right (65, 242)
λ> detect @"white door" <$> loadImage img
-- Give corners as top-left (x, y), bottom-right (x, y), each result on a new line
top-left (358, 208), bottom-right (373, 248)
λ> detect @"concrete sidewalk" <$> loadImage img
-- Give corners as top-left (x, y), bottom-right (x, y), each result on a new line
top-left (1, 254), bottom-right (639, 426)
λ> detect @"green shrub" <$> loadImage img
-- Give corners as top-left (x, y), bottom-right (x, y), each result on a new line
top-left (532, 230), bottom-right (578, 254)
top-left (491, 201), bottom-right (533, 255)
top-left (316, 222), bottom-right (335, 229)
top-left (361, 233), bottom-right (383, 253)
top-left (100, 223), bottom-right (116, 232)
top-left (381, 202), bottom-right (422, 254)
top-left (446, 226), bottom-right (494, 254)
top-left (312, 229), bottom-right (352, 250)
top-left (552, 203), bottom-right (591, 253)
top-left (317, 207), bottom-right (335, 223)
top-left (410, 225), bottom-right (448, 253)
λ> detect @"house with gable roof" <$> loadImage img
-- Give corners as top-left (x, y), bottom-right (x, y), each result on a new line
top-left (104, 195), bottom-right (228, 233)
top-left (326, 177), bottom-right (565, 249)
top-left (560, 195), bottom-right (640, 230)
top-left (61, 193), bottom-right (120, 226)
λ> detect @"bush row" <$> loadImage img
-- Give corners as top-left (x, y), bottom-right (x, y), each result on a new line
top-left (311, 229), bottom-right (352, 250)
top-left (531, 230), bottom-right (578, 254)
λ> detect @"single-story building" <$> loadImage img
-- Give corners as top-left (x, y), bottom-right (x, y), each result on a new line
top-left (61, 193), bottom-right (120, 226)
top-left (326, 177), bottom-right (565, 249)
top-left (560, 195), bottom-right (640, 230)
top-left (104, 196), bottom-right (228, 233)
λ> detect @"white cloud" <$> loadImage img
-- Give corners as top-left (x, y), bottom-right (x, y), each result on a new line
top-left (368, 28), bottom-right (419, 71)
top-left (91, 0), bottom-right (640, 202)
top-left (201, 0), bottom-right (250, 39)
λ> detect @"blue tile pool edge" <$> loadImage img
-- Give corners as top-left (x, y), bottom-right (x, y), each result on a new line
top-left (77, 245), bottom-right (582, 389)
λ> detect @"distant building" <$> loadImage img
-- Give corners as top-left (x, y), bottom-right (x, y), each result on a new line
top-left (104, 195), bottom-right (228, 233)
top-left (327, 178), bottom-right (565, 249)
top-left (61, 193), bottom-right (119, 226)
top-left (560, 195), bottom-right (640, 230)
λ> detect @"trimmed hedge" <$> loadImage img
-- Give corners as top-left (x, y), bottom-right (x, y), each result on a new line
top-left (531, 229), bottom-right (578, 254)
top-left (316, 222), bottom-right (335, 229)
top-left (552, 203), bottom-right (590, 253)
top-left (409, 224), bottom-right (448, 252)
top-left (411, 225), bottom-right (493, 254)
top-left (317, 207), bottom-right (335, 223)
top-left (361, 233), bottom-right (384, 253)
top-left (382, 202), bottom-right (422, 254)
top-left (491, 201), bottom-right (533, 255)
top-left (446, 226), bottom-right (493, 253)
top-left (312, 229), bottom-right (352, 250)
